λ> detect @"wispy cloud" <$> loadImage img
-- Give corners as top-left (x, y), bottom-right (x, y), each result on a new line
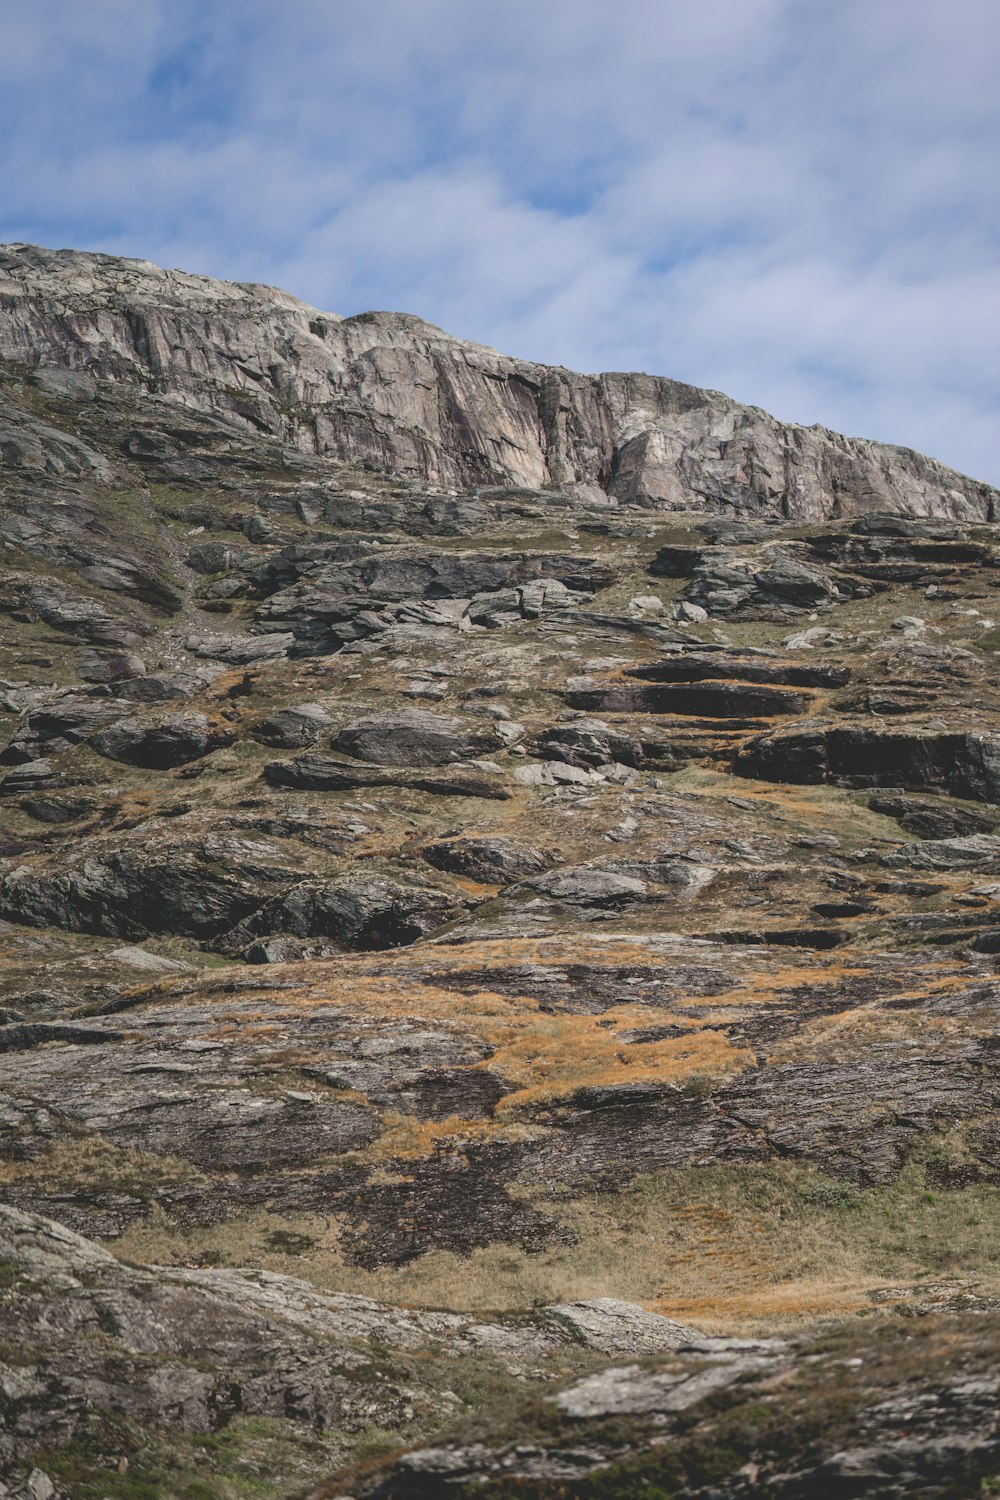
top-left (1, 0), bottom-right (997, 481)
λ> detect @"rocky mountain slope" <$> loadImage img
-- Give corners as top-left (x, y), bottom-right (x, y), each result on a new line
top-left (2, 243), bottom-right (997, 518)
top-left (0, 245), bottom-right (999, 1495)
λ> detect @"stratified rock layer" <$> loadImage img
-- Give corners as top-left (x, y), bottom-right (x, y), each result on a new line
top-left (0, 246), bottom-right (1000, 1495)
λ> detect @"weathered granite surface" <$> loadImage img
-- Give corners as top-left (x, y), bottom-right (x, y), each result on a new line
top-left (1, 243), bottom-right (996, 516)
top-left (0, 246), bottom-right (999, 1493)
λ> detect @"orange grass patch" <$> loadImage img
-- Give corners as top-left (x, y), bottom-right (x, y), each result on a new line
top-left (650, 1280), bottom-right (877, 1331)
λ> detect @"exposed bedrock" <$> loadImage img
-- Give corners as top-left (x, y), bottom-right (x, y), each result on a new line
top-left (626, 651), bottom-right (851, 690)
top-left (90, 712), bottom-right (236, 769)
top-left (330, 709), bottom-right (504, 767)
top-left (734, 725), bottom-right (1000, 803)
top-left (5, 242), bottom-right (1000, 1500)
top-left (2, 244), bottom-right (997, 517)
top-left (0, 1203), bottom-right (715, 1492)
top-left (567, 679), bottom-right (812, 718)
top-left (226, 876), bottom-right (465, 954)
top-left (421, 834), bottom-right (549, 883)
top-left (565, 650), bottom-right (848, 718)
top-left (263, 753), bottom-right (510, 799)
top-left (343, 1313), bottom-right (1000, 1500)
top-left (0, 853), bottom-right (261, 939)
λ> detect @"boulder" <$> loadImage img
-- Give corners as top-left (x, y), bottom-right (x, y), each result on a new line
top-left (530, 718), bottom-right (643, 769)
top-left (0, 760), bottom-right (62, 796)
top-left (20, 793), bottom-right (95, 823)
top-left (234, 876), bottom-right (464, 951)
top-left (77, 648), bottom-right (147, 683)
top-left (422, 835), bottom-right (548, 883)
top-left (91, 712), bottom-right (236, 768)
top-left (546, 1299), bottom-right (701, 1355)
top-left (331, 710), bottom-right (502, 767)
top-left (116, 672), bottom-right (205, 702)
top-left (527, 868), bottom-right (648, 904)
top-left (254, 702), bottom-right (334, 748)
top-left (0, 697), bottom-right (123, 763)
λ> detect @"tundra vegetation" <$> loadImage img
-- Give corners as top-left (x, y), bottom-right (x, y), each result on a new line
top-left (0, 245), bottom-right (998, 1496)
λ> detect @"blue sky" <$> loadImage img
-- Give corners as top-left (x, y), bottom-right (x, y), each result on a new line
top-left (1, 0), bottom-right (998, 482)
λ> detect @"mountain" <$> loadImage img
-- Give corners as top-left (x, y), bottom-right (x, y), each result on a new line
top-left (2, 242), bottom-right (996, 517)
top-left (1, 245), bottom-right (999, 1498)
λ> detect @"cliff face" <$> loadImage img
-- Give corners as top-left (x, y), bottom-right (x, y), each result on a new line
top-left (4, 244), bottom-right (1000, 1497)
top-left (0, 242), bottom-right (995, 519)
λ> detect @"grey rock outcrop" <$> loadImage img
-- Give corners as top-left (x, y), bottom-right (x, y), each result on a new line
top-left (1, 244), bottom-right (996, 518)
top-left (343, 1317), bottom-right (1000, 1499)
top-left (253, 701), bottom-right (334, 747)
top-left (0, 1203), bottom-right (723, 1493)
top-left (547, 1299), bottom-right (701, 1355)
top-left (0, 697), bottom-right (122, 763)
top-left (331, 709), bottom-right (502, 767)
top-left (527, 867), bottom-right (649, 905)
top-left (422, 834), bottom-right (548, 883)
top-left (734, 724), bottom-right (1000, 803)
top-left (90, 712), bottom-right (235, 768)
top-left (0, 851), bottom-right (262, 939)
top-left (231, 875), bottom-right (463, 952)
top-left (264, 752), bottom-right (510, 799)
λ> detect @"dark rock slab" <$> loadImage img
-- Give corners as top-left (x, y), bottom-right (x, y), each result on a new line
top-left (422, 835), bottom-right (548, 883)
top-left (568, 679), bottom-right (810, 717)
top-left (91, 712), bottom-right (236, 768)
top-left (253, 701), bottom-right (334, 747)
top-left (0, 697), bottom-right (122, 763)
top-left (0, 760), bottom-right (63, 796)
top-left (331, 709), bottom-right (503, 767)
top-left (627, 650), bottom-right (850, 689)
top-left (529, 718), bottom-right (642, 768)
top-left (718, 1043), bottom-right (1000, 1182)
top-left (734, 725), bottom-right (1000, 803)
top-left (0, 853), bottom-right (261, 939)
top-left (867, 793), bottom-right (999, 839)
top-left (264, 753), bottom-right (510, 799)
top-left (232, 876), bottom-right (464, 951)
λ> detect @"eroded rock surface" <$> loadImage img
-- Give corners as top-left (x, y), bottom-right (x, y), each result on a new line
top-left (0, 1204), bottom-right (692, 1494)
top-left (2, 244), bottom-right (998, 516)
top-left (1, 246), bottom-right (1000, 1493)
top-left (334, 1314), bottom-right (1000, 1499)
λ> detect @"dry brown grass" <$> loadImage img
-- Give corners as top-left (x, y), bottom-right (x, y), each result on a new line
top-left (385, 1162), bottom-right (1000, 1331)
top-left (108, 1158), bottom-right (1000, 1337)
top-left (0, 1133), bottom-right (199, 1194)
top-left (90, 931), bottom-right (1000, 1336)
top-left (143, 929), bottom-right (982, 1135)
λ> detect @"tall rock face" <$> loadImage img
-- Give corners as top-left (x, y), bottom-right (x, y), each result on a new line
top-left (0, 241), bottom-right (995, 519)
